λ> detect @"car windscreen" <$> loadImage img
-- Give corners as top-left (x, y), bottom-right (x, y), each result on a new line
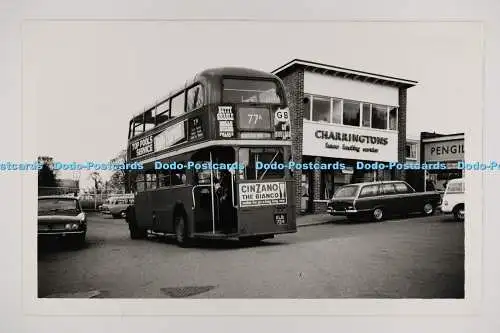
top-left (446, 182), bottom-right (464, 193)
top-left (334, 185), bottom-right (359, 198)
top-left (38, 198), bottom-right (80, 212)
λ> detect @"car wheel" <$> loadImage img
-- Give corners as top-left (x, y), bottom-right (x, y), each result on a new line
top-left (372, 207), bottom-right (385, 222)
top-left (120, 210), bottom-right (127, 219)
top-left (175, 214), bottom-right (191, 247)
top-left (423, 203), bottom-right (434, 216)
top-left (112, 214), bottom-right (119, 219)
top-left (372, 208), bottom-right (384, 222)
top-left (453, 204), bottom-right (465, 222)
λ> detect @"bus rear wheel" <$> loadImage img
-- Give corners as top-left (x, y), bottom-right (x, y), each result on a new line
top-left (129, 223), bottom-right (147, 240)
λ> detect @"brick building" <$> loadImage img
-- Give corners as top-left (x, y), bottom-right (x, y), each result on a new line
top-left (271, 59), bottom-right (417, 214)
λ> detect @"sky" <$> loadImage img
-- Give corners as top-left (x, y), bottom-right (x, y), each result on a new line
top-left (23, 21), bottom-right (483, 188)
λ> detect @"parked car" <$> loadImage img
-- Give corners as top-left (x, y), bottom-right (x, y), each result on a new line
top-left (440, 178), bottom-right (465, 222)
top-left (38, 195), bottom-right (87, 247)
top-left (326, 180), bottom-right (442, 222)
top-left (101, 194), bottom-right (134, 219)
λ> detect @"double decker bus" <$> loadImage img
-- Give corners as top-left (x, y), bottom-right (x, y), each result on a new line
top-left (125, 67), bottom-right (296, 246)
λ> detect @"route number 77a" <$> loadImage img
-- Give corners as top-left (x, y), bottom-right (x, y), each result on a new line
top-left (247, 113), bottom-right (262, 125)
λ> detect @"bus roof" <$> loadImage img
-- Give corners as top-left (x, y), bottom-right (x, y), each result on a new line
top-left (133, 66), bottom-right (282, 119)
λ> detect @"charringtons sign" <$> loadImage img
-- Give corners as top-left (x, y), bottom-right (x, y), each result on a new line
top-left (302, 121), bottom-right (398, 162)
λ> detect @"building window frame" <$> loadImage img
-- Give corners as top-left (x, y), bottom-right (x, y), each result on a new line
top-left (405, 142), bottom-right (418, 160)
top-left (304, 93), bottom-right (398, 132)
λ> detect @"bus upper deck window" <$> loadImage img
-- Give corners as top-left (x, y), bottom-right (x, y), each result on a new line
top-left (144, 110), bottom-right (155, 131)
top-left (186, 84), bottom-right (204, 112)
top-left (155, 100), bottom-right (170, 126)
top-left (223, 79), bottom-right (282, 104)
top-left (133, 114), bottom-right (145, 137)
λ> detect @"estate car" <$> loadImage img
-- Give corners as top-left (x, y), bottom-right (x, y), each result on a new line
top-left (327, 180), bottom-right (442, 222)
top-left (38, 195), bottom-right (87, 247)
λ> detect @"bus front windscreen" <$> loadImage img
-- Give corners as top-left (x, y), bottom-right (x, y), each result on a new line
top-left (223, 79), bottom-right (282, 104)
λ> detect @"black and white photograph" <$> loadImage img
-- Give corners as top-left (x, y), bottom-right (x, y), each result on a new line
top-left (2, 0), bottom-right (500, 331)
top-left (23, 20), bottom-right (483, 303)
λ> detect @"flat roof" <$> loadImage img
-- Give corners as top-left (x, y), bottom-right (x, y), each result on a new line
top-left (421, 132), bottom-right (464, 143)
top-left (272, 59), bottom-right (418, 88)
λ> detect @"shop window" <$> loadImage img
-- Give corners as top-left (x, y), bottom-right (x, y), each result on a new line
top-left (332, 99), bottom-right (341, 124)
top-left (389, 107), bottom-right (398, 130)
top-left (343, 100), bottom-right (360, 126)
top-left (311, 97), bottom-right (330, 122)
top-left (322, 172), bottom-right (334, 199)
top-left (371, 105), bottom-right (387, 129)
top-left (362, 103), bottom-right (371, 127)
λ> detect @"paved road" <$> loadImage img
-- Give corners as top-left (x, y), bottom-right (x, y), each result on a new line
top-left (37, 213), bottom-right (464, 298)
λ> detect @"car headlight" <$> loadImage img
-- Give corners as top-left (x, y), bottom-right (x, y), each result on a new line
top-left (77, 212), bottom-right (86, 223)
top-left (443, 200), bottom-right (448, 206)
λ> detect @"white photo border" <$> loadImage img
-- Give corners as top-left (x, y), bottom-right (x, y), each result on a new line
top-left (21, 19), bottom-right (483, 317)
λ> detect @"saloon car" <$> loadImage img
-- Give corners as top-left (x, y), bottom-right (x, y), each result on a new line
top-left (440, 178), bottom-right (465, 221)
top-left (326, 180), bottom-right (442, 222)
top-left (101, 194), bottom-right (134, 219)
top-left (38, 195), bottom-right (87, 247)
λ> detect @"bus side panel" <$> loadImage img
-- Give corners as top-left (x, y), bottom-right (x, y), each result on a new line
top-left (150, 186), bottom-right (194, 233)
top-left (237, 180), bottom-right (297, 236)
top-left (135, 191), bottom-right (153, 229)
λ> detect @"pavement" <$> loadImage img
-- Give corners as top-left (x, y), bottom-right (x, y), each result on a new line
top-left (38, 212), bottom-right (464, 299)
top-left (297, 209), bottom-right (446, 227)
top-left (296, 213), bottom-right (339, 227)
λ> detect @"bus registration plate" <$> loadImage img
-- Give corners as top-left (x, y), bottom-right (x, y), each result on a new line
top-left (274, 214), bottom-right (287, 225)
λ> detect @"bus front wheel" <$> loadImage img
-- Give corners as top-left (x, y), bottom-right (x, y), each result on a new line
top-left (127, 207), bottom-right (147, 240)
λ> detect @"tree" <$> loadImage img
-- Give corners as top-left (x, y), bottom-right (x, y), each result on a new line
top-left (38, 156), bottom-right (57, 188)
top-left (89, 172), bottom-right (103, 194)
top-left (109, 149), bottom-right (128, 193)
top-left (108, 170), bottom-right (125, 193)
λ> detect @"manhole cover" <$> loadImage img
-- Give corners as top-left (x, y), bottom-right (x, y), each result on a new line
top-left (161, 285), bottom-right (216, 298)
